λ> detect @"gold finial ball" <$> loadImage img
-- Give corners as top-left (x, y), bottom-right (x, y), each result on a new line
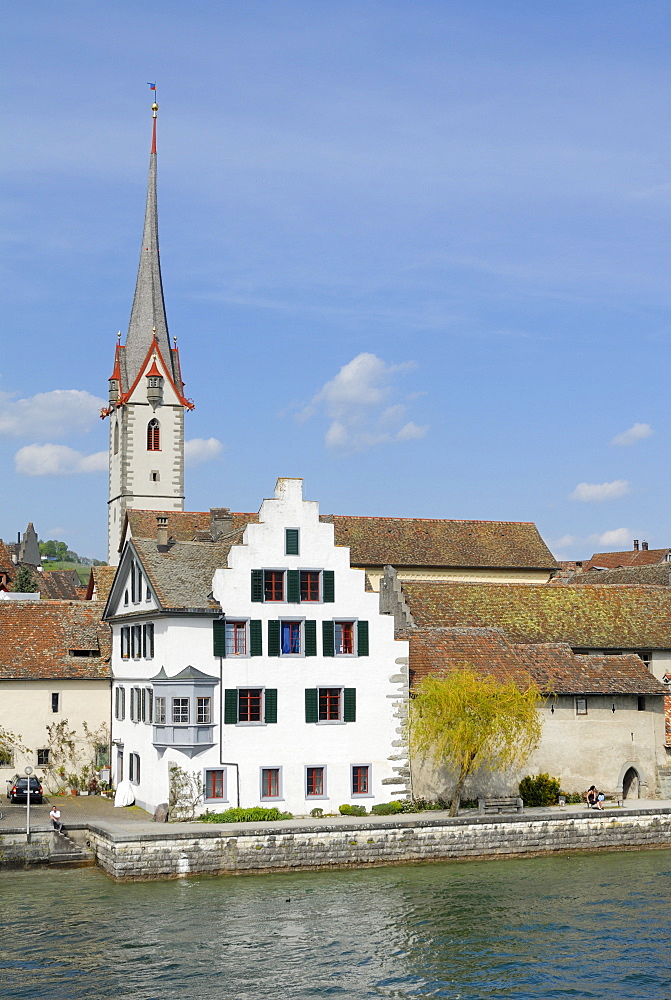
top-left (152, 103), bottom-right (159, 112)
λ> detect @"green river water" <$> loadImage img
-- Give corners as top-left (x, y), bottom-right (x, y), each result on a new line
top-left (2, 849), bottom-right (671, 999)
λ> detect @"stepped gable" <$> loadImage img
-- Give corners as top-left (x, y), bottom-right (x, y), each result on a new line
top-left (0, 601), bottom-right (110, 679)
top-left (401, 580), bottom-right (671, 649)
top-left (572, 565), bottom-right (671, 586)
top-left (403, 626), bottom-right (666, 695)
top-left (320, 514), bottom-right (557, 569)
top-left (583, 547), bottom-right (670, 571)
top-left (129, 538), bottom-right (237, 610)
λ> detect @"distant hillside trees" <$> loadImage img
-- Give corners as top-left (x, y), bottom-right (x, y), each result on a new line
top-left (39, 539), bottom-right (106, 566)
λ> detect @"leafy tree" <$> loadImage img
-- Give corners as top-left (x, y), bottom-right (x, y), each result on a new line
top-left (39, 540), bottom-right (69, 561)
top-left (11, 565), bottom-right (39, 592)
top-left (0, 725), bottom-right (30, 766)
top-left (409, 668), bottom-right (542, 816)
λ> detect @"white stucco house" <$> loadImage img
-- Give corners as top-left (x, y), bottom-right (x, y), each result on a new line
top-left (104, 478), bottom-right (410, 816)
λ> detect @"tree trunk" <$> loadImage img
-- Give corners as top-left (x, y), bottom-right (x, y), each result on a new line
top-left (449, 768), bottom-right (468, 816)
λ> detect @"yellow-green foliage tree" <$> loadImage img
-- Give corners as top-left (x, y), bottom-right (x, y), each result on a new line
top-left (410, 668), bottom-right (542, 815)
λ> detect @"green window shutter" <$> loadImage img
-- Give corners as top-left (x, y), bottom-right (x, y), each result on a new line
top-left (249, 620), bottom-right (263, 656)
top-left (322, 620), bottom-right (335, 656)
top-left (224, 689), bottom-right (238, 725)
top-left (264, 688), bottom-right (278, 724)
top-left (343, 687), bottom-right (357, 722)
top-left (322, 570), bottom-right (335, 603)
top-left (357, 620), bottom-right (369, 657)
top-left (285, 528), bottom-right (299, 555)
top-left (305, 688), bottom-right (318, 724)
top-left (251, 569), bottom-right (264, 602)
top-left (287, 569), bottom-right (300, 603)
top-left (268, 620), bottom-right (281, 657)
top-left (213, 619), bottom-right (226, 657)
top-left (305, 620), bottom-right (317, 656)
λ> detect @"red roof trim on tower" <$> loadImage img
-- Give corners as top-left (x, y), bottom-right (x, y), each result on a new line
top-left (101, 337), bottom-right (194, 418)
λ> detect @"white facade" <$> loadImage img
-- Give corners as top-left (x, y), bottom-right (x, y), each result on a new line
top-left (108, 479), bottom-right (410, 816)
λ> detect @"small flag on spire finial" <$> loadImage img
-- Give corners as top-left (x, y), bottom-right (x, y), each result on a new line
top-left (147, 82), bottom-right (156, 91)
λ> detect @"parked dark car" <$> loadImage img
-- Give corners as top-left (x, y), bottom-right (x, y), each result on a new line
top-left (8, 775), bottom-right (43, 804)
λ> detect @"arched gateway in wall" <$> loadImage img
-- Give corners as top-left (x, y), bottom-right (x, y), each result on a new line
top-left (622, 767), bottom-right (640, 800)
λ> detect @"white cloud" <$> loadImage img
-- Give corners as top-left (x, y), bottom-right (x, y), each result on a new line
top-left (184, 437), bottom-right (224, 467)
top-left (0, 389), bottom-right (105, 439)
top-left (611, 422), bottom-right (653, 446)
top-left (14, 443), bottom-right (107, 476)
top-left (569, 480), bottom-right (630, 502)
top-left (549, 534), bottom-right (579, 550)
top-left (300, 352), bottom-right (428, 452)
top-left (589, 527), bottom-right (631, 548)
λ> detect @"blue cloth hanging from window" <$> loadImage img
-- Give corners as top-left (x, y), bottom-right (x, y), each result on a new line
top-left (281, 622), bottom-right (300, 654)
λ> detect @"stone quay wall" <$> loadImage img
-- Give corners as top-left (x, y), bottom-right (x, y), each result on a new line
top-left (86, 807), bottom-right (671, 881)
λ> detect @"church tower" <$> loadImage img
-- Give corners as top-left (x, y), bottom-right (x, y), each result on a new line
top-left (103, 101), bottom-right (194, 565)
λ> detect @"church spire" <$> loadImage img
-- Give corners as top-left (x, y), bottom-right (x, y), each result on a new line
top-left (122, 100), bottom-right (174, 391)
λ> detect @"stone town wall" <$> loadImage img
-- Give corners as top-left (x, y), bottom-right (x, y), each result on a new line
top-left (87, 808), bottom-right (671, 881)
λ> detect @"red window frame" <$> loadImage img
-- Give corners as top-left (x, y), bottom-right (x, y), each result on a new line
top-left (238, 689), bottom-right (262, 722)
top-left (261, 767), bottom-right (280, 798)
top-left (264, 571), bottom-right (284, 602)
top-left (300, 571), bottom-right (320, 602)
top-left (147, 419), bottom-right (160, 451)
top-left (318, 688), bottom-right (341, 721)
top-left (205, 769), bottom-right (225, 800)
top-left (306, 766), bottom-right (324, 797)
top-left (352, 765), bottom-right (369, 795)
top-left (335, 622), bottom-right (355, 655)
top-left (225, 621), bottom-right (247, 655)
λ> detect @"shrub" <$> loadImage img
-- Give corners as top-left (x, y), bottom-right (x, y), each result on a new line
top-left (519, 773), bottom-right (561, 807)
top-left (200, 807), bottom-right (293, 823)
top-left (559, 790), bottom-right (585, 804)
top-left (371, 800), bottom-right (405, 815)
top-left (310, 807), bottom-right (324, 818)
top-left (339, 804), bottom-right (367, 816)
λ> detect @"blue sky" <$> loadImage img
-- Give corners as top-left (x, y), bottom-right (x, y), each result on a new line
top-left (1, 1), bottom-right (669, 562)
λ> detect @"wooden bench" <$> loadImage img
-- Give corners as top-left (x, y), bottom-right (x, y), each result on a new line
top-left (478, 796), bottom-right (524, 815)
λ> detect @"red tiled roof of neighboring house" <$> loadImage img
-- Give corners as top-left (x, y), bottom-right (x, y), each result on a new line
top-left (583, 548), bottom-right (670, 571)
top-left (124, 508), bottom-right (557, 571)
top-left (572, 565), bottom-right (671, 587)
top-left (0, 540), bottom-right (15, 575)
top-left (404, 626), bottom-right (666, 695)
top-left (401, 580), bottom-right (671, 649)
top-left (85, 566), bottom-right (118, 603)
top-left (0, 600), bottom-right (111, 679)
top-left (37, 570), bottom-right (81, 600)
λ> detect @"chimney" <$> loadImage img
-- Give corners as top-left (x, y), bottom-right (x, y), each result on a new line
top-left (642, 541), bottom-right (648, 551)
top-left (209, 507), bottom-right (233, 538)
top-left (633, 540), bottom-right (639, 551)
top-left (157, 515), bottom-right (169, 551)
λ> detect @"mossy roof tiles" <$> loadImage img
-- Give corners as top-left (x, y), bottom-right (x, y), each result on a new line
top-left (125, 508), bottom-right (557, 571)
top-left (131, 538), bottom-right (236, 611)
top-left (583, 548), bottom-right (670, 571)
top-left (0, 600), bottom-right (110, 679)
top-left (405, 627), bottom-right (666, 695)
top-left (402, 580), bottom-right (671, 649)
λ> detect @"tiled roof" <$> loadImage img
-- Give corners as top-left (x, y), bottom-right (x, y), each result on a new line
top-left (402, 580), bottom-right (671, 649)
top-left (0, 540), bottom-right (15, 575)
top-left (404, 626), bottom-right (666, 695)
top-left (37, 571), bottom-right (81, 601)
top-left (0, 601), bottom-right (110, 679)
top-left (572, 565), bottom-right (671, 587)
top-left (85, 566), bottom-right (118, 603)
top-left (124, 508), bottom-right (557, 571)
top-left (583, 548), bottom-right (670, 571)
top-left (125, 509), bottom-right (257, 544)
top-left (125, 538), bottom-right (238, 611)
top-left (321, 515), bottom-right (557, 569)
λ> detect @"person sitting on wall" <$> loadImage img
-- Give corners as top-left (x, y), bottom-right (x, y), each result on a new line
top-left (587, 786), bottom-right (598, 809)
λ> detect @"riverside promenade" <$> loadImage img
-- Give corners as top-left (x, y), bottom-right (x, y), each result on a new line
top-left (2, 795), bottom-right (671, 880)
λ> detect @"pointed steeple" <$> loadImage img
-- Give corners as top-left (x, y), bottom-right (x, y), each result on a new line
top-left (122, 102), bottom-right (174, 391)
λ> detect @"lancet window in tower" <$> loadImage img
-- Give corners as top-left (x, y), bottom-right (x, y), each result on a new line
top-left (113, 422), bottom-right (119, 455)
top-left (147, 419), bottom-right (160, 451)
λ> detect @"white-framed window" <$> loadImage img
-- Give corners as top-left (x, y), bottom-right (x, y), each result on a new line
top-left (121, 627), bottom-right (130, 658)
top-left (306, 765), bottom-right (326, 798)
top-left (130, 687), bottom-right (141, 722)
top-left (351, 764), bottom-right (371, 796)
top-left (154, 696), bottom-right (166, 724)
top-left (172, 698), bottom-right (190, 724)
top-left (142, 623), bottom-right (154, 659)
top-left (204, 768), bottom-right (226, 802)
top-left (140, 688), bottom-right (153, 724)
top-left (260, 766), bottom-right (282, 800)
top-left (197, 697), bottom-right (211, 725)
top-left (131, 624), bottom-right (142, 659)
top-left (129, 752), bottom-right (141, 784)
